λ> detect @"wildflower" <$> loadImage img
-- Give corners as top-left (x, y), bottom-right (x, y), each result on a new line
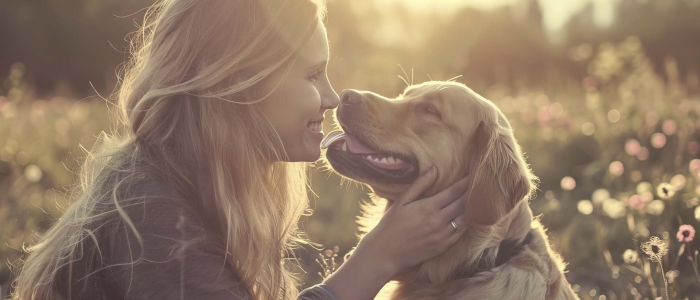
top-left (623, 249), bottom-right (638, 264)
top-left (677, 224), bottom-right (695, 243)
top-left (636, 147), bottom-right (649, 160)
top-left (662, 120), bottom-right (677, 135)
top-left (561, 176), bottom-right (576, 190)
top-left (625, 139), bottom-right (641, 156)
top-left (629, 194), bottom-right (645, 209)
top-left (657, 183), bottom-right (675, 200)
top-left (636, 182), bottom-right (653, 194)
top-left (608, 161), bottom-right (624, 176)
top-left (641, 236), bottom-right (668, 262)
top-left (684, 197), bottom-right (699, 208)
top-left (646, 200), bottom-right (665, 215)
top-left (603, 199), bottom-right (626, 219)
top-left (592, 188), bottom-right (610, 205)
top-left (630, 170), bottom-right (642, 182)
top-left (690, 159), bottom-right (700, 174)
top-left (577, 200), bottom-right (593, 215)
top-left (651, 133), bottom-right (667, 148)
top-left (666, 270), bottom-right (680, 284)
top-left (640, 191), bottom-right (654, 203)
top-left (670, 174), bottom-right (686, 190)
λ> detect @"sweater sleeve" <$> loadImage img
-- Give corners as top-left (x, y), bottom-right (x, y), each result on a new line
top-left (101, 199), bottom-right (253, 300)
top-left (101, 198), bottom-right (343, 300)
top-left (298, 284), bottom-right (342, 300)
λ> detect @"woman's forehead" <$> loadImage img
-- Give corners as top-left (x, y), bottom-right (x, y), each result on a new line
top-left (296, 22), bottom-right (329, 67)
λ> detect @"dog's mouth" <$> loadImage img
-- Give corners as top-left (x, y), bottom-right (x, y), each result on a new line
top-left (322, 131), bottom-right (419, 184)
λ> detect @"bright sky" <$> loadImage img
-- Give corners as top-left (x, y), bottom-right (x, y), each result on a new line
top-left (373, 0), bottom-right (619, 32)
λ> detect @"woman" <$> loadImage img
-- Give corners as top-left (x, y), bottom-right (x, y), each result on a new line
top-left (9, 0), bottom-right (470, 299)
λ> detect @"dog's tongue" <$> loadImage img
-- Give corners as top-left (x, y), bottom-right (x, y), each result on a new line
top-left (321, 131), bottom-right (378, 154)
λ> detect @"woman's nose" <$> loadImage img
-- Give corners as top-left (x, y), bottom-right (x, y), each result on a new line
top-left (322, 88), bottom-right (340, 109)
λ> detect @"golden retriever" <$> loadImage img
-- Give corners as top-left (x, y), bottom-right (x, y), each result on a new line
top-left (321, 81), bottom-right (579, 300)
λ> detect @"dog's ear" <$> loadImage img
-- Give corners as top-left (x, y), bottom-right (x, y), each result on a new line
top-left (465, 114), bottom-right (535, 226)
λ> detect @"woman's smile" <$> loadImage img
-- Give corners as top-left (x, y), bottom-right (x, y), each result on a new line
top-left (306, 118), bottom-right (325, 139)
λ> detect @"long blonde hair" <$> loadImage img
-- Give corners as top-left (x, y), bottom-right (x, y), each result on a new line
top-left (10, 0), bottom-right (326, 299)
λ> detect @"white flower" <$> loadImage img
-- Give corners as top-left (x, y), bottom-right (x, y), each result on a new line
top-left (592, 189), bottom-right (610, 206)
top-left (646, 200), bottom-right (665, 215)
top-left (603, 199), bottom-right (626, 219)
top-left (577, 200), bottom-right (593, 215)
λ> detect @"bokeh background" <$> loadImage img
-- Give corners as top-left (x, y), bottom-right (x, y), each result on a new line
top-left (2, 0), bottom-right (700, 299)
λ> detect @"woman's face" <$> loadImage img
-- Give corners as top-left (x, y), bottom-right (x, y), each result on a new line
top-left (258, 22), bottom-right (339, 162)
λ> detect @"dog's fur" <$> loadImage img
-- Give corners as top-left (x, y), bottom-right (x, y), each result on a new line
top-left (324, 81), bottom-right (579, 300)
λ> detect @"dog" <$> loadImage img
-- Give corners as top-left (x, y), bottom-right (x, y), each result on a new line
top-left (321, 81), bottom-right (579, 300)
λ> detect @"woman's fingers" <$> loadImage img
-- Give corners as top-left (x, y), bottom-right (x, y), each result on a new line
top-left (438, 188), bottom-right (468, 221)
top-left (395, 166), bottom-right (438, 206)
top-left (426, 176), bottom-right (470, 210)
top-left (440, 213), bottom-right (468, 239)
top-left (441, 217), bottom-right (467, 249)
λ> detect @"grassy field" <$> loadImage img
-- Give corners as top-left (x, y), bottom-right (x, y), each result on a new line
top-left (2, 4), bottom-right (700, 298)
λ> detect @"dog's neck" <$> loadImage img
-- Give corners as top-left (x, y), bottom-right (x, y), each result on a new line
top-left (397, 200), bottom-right (534, 287)
top-left (455, 202), bottom-right (533, 278)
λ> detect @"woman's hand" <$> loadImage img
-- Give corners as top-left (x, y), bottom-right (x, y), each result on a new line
top-left (323, 166), bottom-right (470, 300)
top-left (354, 165), bottom-right (470, 275)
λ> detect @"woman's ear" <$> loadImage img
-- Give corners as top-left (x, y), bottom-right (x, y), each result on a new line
top-left (464, 117), bottom-right (535, 226)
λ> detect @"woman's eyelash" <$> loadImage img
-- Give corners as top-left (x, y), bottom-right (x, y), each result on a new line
top-left (308, 70), bottom-right (322, 82)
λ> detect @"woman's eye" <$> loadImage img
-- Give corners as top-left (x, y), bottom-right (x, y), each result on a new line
top-left (307, 70), bottom-right (322, 83)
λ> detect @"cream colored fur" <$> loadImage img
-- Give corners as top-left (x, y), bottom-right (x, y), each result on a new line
top-left (333, 82), bottom-right (579, 300)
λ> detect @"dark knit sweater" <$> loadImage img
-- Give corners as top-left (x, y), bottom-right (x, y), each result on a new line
top-left (52, 179), bottom-right (340, 300)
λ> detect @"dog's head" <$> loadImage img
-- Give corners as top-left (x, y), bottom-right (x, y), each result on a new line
top-left (323, 81), bottom-right (536, 226)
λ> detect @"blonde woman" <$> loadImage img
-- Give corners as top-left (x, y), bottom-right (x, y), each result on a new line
top-left (9, 0), bottom-right (470, 299)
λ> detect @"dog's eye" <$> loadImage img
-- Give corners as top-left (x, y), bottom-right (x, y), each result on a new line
top-left (419, 102), bottom-right (442, 119)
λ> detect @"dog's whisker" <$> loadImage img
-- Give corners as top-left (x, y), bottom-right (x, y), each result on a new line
top-left (397, 75), bottom-right (410, 87)
top-left (426, 73), bottom-right (433, 81)
top-left (446, 74), bottom-right (463, 82)
top-left (398, 64), bottom-right (410, 87)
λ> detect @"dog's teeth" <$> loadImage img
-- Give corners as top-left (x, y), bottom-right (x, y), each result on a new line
top-left (366, 155), bottom-right (372, 160)
top-left (387, 156), bottom-right (395, 164)
top-left (341, 141), bottom-right (347, 151)
top-left (395, 157), bottom-right (403, 163)
top-left (380, 157), bottom-right (387, 163)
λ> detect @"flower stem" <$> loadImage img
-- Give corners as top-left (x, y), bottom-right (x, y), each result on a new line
top-left (657, 259), bottom-right (670, 300)
top-left (691, 245), bottom-right (700, 284)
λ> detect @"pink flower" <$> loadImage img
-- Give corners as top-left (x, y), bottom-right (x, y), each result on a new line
top-left (636, 147), bottom-right (649, 161)
top-left (583, 76), bottom-right (598, 91)
top-left (662, 120), bottom-right (677, 135)
top-left (625, 139), bottom-right (641, 156)
top-left (690, 159), bottom-right (700, 174)
top-left (677, 224), bottom-right (696, 243)
top-left (629, 194), bottom-right (645, 209)
top-left (609, 161), bottom-right (624, 176)
top-left (688, 141), bottom-right (699, 155)
top-left (651, 133), bottom-right (667, 148)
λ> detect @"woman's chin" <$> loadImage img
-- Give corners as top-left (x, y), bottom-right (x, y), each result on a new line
top-left (283, 146), bottom-right (321, 163)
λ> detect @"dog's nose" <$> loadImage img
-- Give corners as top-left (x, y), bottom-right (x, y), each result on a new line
top-left (340, 90), bottom-right (362, 105)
